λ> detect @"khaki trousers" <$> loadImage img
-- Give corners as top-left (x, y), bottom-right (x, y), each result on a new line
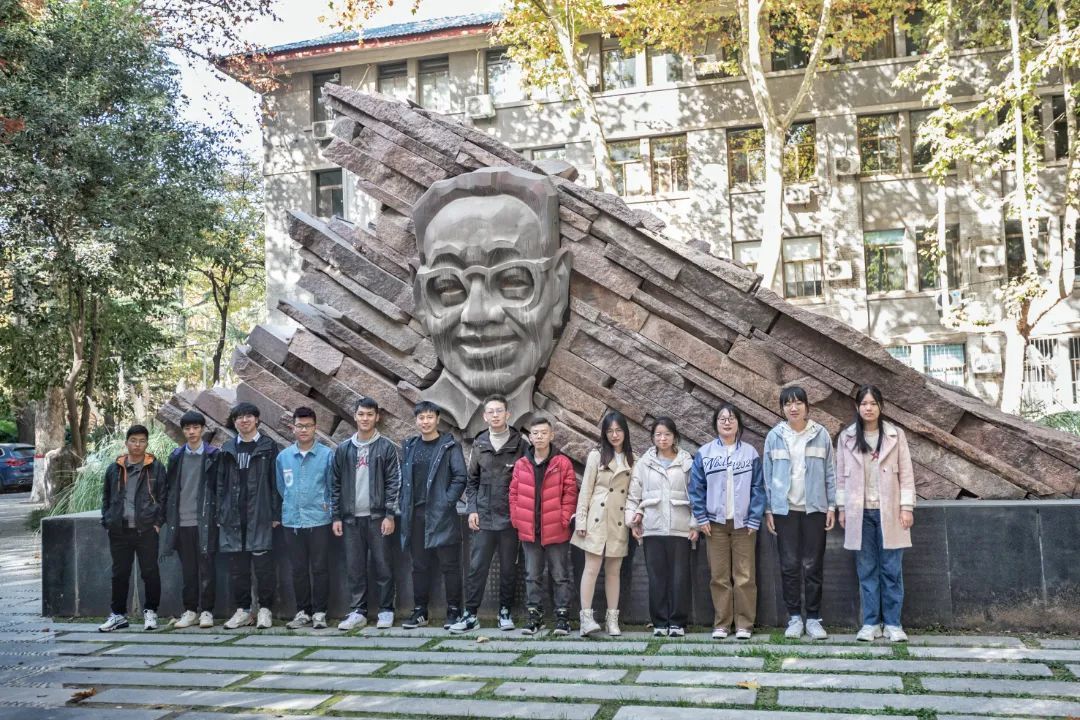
top-left (705, 520), bottom-right (757, 631)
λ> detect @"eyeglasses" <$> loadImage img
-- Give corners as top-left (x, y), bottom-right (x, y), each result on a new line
top-left (294, 423), bottom-right (316, 430)
top-left (716, 416), bottom-right (737, 424)
top-left (415, 254), bottom-right (561, 319)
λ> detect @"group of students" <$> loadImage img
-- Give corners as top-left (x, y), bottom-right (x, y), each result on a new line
top-left (99, 383), bottom-right (915, 643)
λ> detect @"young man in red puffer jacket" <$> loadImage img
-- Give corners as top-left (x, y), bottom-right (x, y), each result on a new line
top-left (508, 415), bottom-right (578, 635)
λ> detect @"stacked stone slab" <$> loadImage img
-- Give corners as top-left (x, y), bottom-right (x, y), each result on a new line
top-left (160, 84), bottom-right (1080, 500)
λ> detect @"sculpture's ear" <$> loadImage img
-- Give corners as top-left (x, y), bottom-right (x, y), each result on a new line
top-left (550, 247), bottom-right (573, 331)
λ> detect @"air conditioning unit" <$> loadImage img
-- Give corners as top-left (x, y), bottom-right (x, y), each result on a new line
top-left (586, 66), bottom-right (601, 89)
top-left (311, 120), bottom-right (333, 141)
top-left (833, 156), bottom-right (859, 176)
top-left (783, 184), bottom-right (812, 205)
top-left (971, 350), bottom-right (1002, 375)
top-left (464, 94), bottom-right (496, 120)
top-left (975, 245), bottom-right (1005, 268)
top-left (823, 45), bottom-right (843, 61)
top-left (692, 53), bottom-right (723, 78)
top-left (825, 260), bottom-right (853, 281)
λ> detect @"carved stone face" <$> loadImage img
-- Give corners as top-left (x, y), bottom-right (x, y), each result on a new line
top-left (412, 169), bottom-right (570, 403)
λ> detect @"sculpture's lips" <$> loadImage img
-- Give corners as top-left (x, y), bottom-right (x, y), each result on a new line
top-left (457, 336), bottom-right (519, 363)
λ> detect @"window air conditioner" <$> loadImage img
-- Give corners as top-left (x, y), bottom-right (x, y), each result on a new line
top-left (311, 120), bottom-right (333, 141)
top-left (971, 351), bottom-right (1002, 375)
top-left (825, 260), bottom-right (853, 280)
top-left (465, 94), bottom-right (496, 120)
top-left (783, 184), bottom-right (812, 205)
top-left (975, 245), bottom-right (1005, 268)
top-left (833, 156), bottom-right (859, 176)
top-left (692, 54), bottom-right (723, 79)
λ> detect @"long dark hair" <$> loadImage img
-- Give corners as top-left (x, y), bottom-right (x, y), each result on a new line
top-left (600, 410), bottom-right (634, 468)
top-left (711, 401), bottom-right (744, 445)
top-left (854, 384), bottom-right (885, 455)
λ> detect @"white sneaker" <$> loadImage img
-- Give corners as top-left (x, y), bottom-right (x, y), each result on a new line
top-left (257, 607), bottom-right (273, 629)
top-left (735, 628), bottom-right (752, 640)
top-left (711, 627), bottom-right (728, 640)
top-left (883, 625), bottom-right (908, 642)
top-left (174, 610), bottom-right (197, 629)
top-left (856, 623), bottom-right (883, 642)
top-left (312, 612), bottom-right (328, 630)
top-left (784, 616), bottom-right (804, 639)
top-left (224, 608), bottom-right (254, 629)
top-left (198, 611), bottom-right (214, 628)
top-left (804, 618), bottom-right (828, 640)
top-left (338, 611), bottom-right (367, 631)
top-left (376, 611), bottom-right (393, 629)
top-left (497, 607), bottom-right (514, 631)
top-left (286, 610), bottom-right (311, 629)
top-left (143, 610), bottom-right (158, 631)
top-left (667, 626), bottom-right (685, 638)
top-left (98, 613), bottom-right (129, 633)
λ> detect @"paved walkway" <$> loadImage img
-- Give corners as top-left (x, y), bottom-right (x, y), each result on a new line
top-left (1, 492), bottom-right (1079, 720)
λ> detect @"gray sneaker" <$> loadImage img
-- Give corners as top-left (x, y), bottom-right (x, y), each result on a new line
top-left (338, 611), bottom-right (367, 631)
top-left (804, 618), bottom-right (828, 640)
top-left (784, 616), bottom-right (804, 639)
top-left (98, 613), bottom-right (128, 633)
top-left (286, 611), bottom-right (311, 630)
top-left (312, 612), bottom-right (328, 630)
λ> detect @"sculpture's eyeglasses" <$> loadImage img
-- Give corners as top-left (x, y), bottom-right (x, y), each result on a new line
top-left (416, 255), bottom-right (559, 318)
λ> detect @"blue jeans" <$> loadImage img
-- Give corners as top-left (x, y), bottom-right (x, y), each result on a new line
top-left (855, 509), bottom-right (905, 627)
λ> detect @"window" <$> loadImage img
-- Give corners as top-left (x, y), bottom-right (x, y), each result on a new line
top-left (887, 345), bottom-right (913, 367)
top-left (923, 343), bottom-right (966, 387)
top-left (733, 240), bottom-right (760, 273)
top-left (486, 49), bottom-right (524, 103)
top-left (858, 114), bottom-right (901, 175)
top-left (1052, 94), bottom-right (1070, 161)
top-left (857, 18), bottom-right (896, 61)
top-left (531, 146), bottom-right (566, 162)
top-left (771, 18), bottom-right (809, 71)
top-left (1070, 336), bottom-right (1080, 403)
top-left (727, 123), bottom-right (816, 186)
top-left (377, 62), bottom-right (409, 101)
top-left (650, 135), bottom-right (689, 194)
top-left (996, 105), bottom-right (1042, 155)
top-left (864, 229), bottom-right (907, 293)
top-left (647, 47), bottom-right (683, 84)
top-left (1022, 338), bottom-right (1057, 409)
top-left (911, 109), bottom-right (956, 173)
top-left (904, 8), bottom-right (929, 55)
top-left (1005, 219), bottom-right (1050, 279)
top-left (314, 169), bottom-right (343, 219)
top-left (312, 70), bottom-right (341, 123)
top-left (782, 236), bottom-right (823, 298)
top-left (418, 56), bottom-right (451, 113)
top-left (610, 139), bottom-right (648, 196)
top-left (602, 41), bottom-right (637, 91)
top-left (916, 225), bottom-right (960, 291)
top-left (785, 122), bottom-right (817, 183)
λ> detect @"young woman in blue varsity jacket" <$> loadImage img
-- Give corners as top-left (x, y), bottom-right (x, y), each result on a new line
top-left (762, 385), bottom-right (837, 641)
top-left (688, 402), bottom-right (766, 640)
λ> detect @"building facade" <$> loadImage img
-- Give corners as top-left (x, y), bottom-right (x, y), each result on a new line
top-left (253, 11), bottom-right (1080, 412)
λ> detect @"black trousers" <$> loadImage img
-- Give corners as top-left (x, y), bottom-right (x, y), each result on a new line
top-left (464, 527), bottom-right (519, 614)
top-left (228, 549), bottom-right (276, 611)
top-left (343, 516), bottom-right (395, 614)
top-left (108, 527), bottom-right (160, 615)
top-left (643, 535), bottom-right (691, 629)
top-left (409, 510), bottom-right (462, 611)
top-left (285, 524), bottom-right (330, 615)
top-left (773, 510), bottom-right (828, 617)
top-left (176, 526), bottom-right (215, 614)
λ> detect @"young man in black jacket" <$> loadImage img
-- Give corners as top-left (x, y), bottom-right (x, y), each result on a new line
top-left (99, 424), bottom-right (167, 632)
top-left (450, 395), bottom-right (527, 633)
top-left (217, 402), bottom-right (281, 630)
top-left (160, 410), bottom-right (220, 629)
top-left (331, 396), bottom-right (401, 631)
top-left (399, 401), bottom-right (467, 630)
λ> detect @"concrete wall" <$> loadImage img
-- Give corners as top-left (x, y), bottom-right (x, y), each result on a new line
top-left (42, 500), bottom-right (1080, 631)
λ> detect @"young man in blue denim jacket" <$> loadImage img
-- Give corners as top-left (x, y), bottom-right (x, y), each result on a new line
top-left (275, 406), bottom-right (335, 629)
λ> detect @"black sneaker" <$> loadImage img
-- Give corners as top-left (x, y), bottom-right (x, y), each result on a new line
top-left (443, 606), bottom-right (461, 630)
top-left (522, 608), bottom-right (544, 635)
top-left (402, 607), bottom-right (428, 629)
top-left (553, 608), bottom-right (571, 636)
top-left (449, 610), bottom-right (479, 633)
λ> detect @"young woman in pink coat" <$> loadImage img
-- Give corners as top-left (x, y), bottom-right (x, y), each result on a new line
top-left (836, 385), bottom-right (916, 643)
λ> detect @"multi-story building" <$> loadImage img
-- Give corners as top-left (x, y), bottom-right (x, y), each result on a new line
top-left (247, 10), bottom-right (1080, 412)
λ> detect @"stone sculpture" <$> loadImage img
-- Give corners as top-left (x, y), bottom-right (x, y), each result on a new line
top-left (160, 84), bottom-right (1080, 501)
top-left (412, 167), bottom-right (571, 435)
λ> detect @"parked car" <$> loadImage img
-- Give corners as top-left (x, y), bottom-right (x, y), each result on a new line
top-left (0, 444), bottom-right (35, 490)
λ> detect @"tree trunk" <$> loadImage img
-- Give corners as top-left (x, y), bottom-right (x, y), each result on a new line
top-left (212, 285), bottom-right (231, 386)
top-left (999, 320), bottom-right (1027, 415)
top-left (1055, 0), bottom-right (1079, 292)
top-left (79, 297), bottom-right (102, 450)
top-left (30, 387), bottom-right (66, 506)
top-left (63, 290), bottom-right (87, 460)
top-left (1008, 0), bottom-right (1037, 275)
top-left (937, 184), bottom-right (950, 309)
top-left (758, 124), bottom-right (785, 291)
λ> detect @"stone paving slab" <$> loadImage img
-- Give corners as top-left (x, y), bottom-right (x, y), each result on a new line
top-left (244, 674), bottom-right (485, 695)
top-left (359, 626), bottom-right (532, 638)
top-left (0, 633), bottom-right (53, 642)
top-left (1039, 638), bottom-right (1080, 649)
top-left (779, 657), bottom-right (1055, 676)
top-left (20, 670), bottom-right (248, 688)
top-left (0, 686), bottom-right (86, 707)
top-left (612, 708), bottom-right (917, 720)
top-left (636, 669), bottom-right (903, 690)
top-left (658, 642), bottom-right (891, 657)
top-left (495, 680), bottom-right (756, 705)
top-left (307, 648), bottom-right (521, 664)
top-left (1069, 664), bottom-right (1080, 678)
top-left (170, 714), bottom-right (318, 720)
top-left (233, 634), bottom-right (428, 648)
top-left (823, 634), bottom-right (1024, 647)
top-left (909, 646), bottom-right (1080, 662)
top-left (0, 654), bottom-right (64, 669)
top-left (331, 695), bottom-right (599, 719)
top-left (0, 708), bottom-right (170, 720)
top-left (104, 644), bottom-right (302, 660)
top-left (62, 656), bottom-right (169, 670)
top-left (435, 639), bottom-right (649, 653)
top-left (529, 653), bottom-right (765, 669)
top-left (165, 658), bottom-right (385, 675)
top-left (937, 716), bottom-right (1037, 720)
top-left (391, 663), bottom-right (628, 682)
top-left (921, 676), bottom-right (1080, 698)
top-left (613, 631), bottom-right (770, 642)
top-left (84, 688), bottom-right (331, 711)
top-left (778, 689), bottom-right (1080, 717)
top-left (10, 643), bottom-right (98, 656)
top-left (31, 624), bottom-right (102, 633)
top-left (55, 632), bottom-right (232, 644)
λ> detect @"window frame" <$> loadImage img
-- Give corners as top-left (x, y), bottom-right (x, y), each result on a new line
top-left (781, 235), bottom-right (824, 298)
top-left (858, 113), bottom-right (902, 175)
top-left (923, 343), bottom-right (967, 387)
top-left (314, 169), bottom-right (344, 220)
top-left (1005, 218), bottom-right (1050, 279)
top-left (601, 40), bottom-right (638, 92)
top-left (609, 138), bottom-right (647, 197)
top-left (312, 69), bottom-right (342, 123)
top-left (417, 55), bottom-right (451, 113)
top-left (485, 48), bottom-right (524, 103)
top-left (864, 228), bottom-right (908, 294)
top-left (650, 134), bottom-right (689, 194)
top-left (646, 46), bottom-right (683, 85)
top-left (916, 224), bottom-right (960, 292)
top-left (377, 61), bottom-right (409, 101)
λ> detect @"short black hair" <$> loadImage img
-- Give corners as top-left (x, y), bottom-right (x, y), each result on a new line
top-left (413, 400), bottom-right (441, 417)
top-left (711, 402), bottom-right (745, 444)
top-left (126, 424), bottom-right (150, 440)
top-left (650, 416), bottom-right (680, 447)
top-left (229, 402), bottom-right (260, 421)
top-left (179, 410), bottom-right (206, 429)
top-left (355, 396), bottom-right (380, 414)
top-left (482, 395), bottom-right (508, 411)
top-left (528, 414), bottom-right (554, 431)
top-left (292, 406), bottom-right (316, 423)
top-left (778, 385), bottom-right (809, 412)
